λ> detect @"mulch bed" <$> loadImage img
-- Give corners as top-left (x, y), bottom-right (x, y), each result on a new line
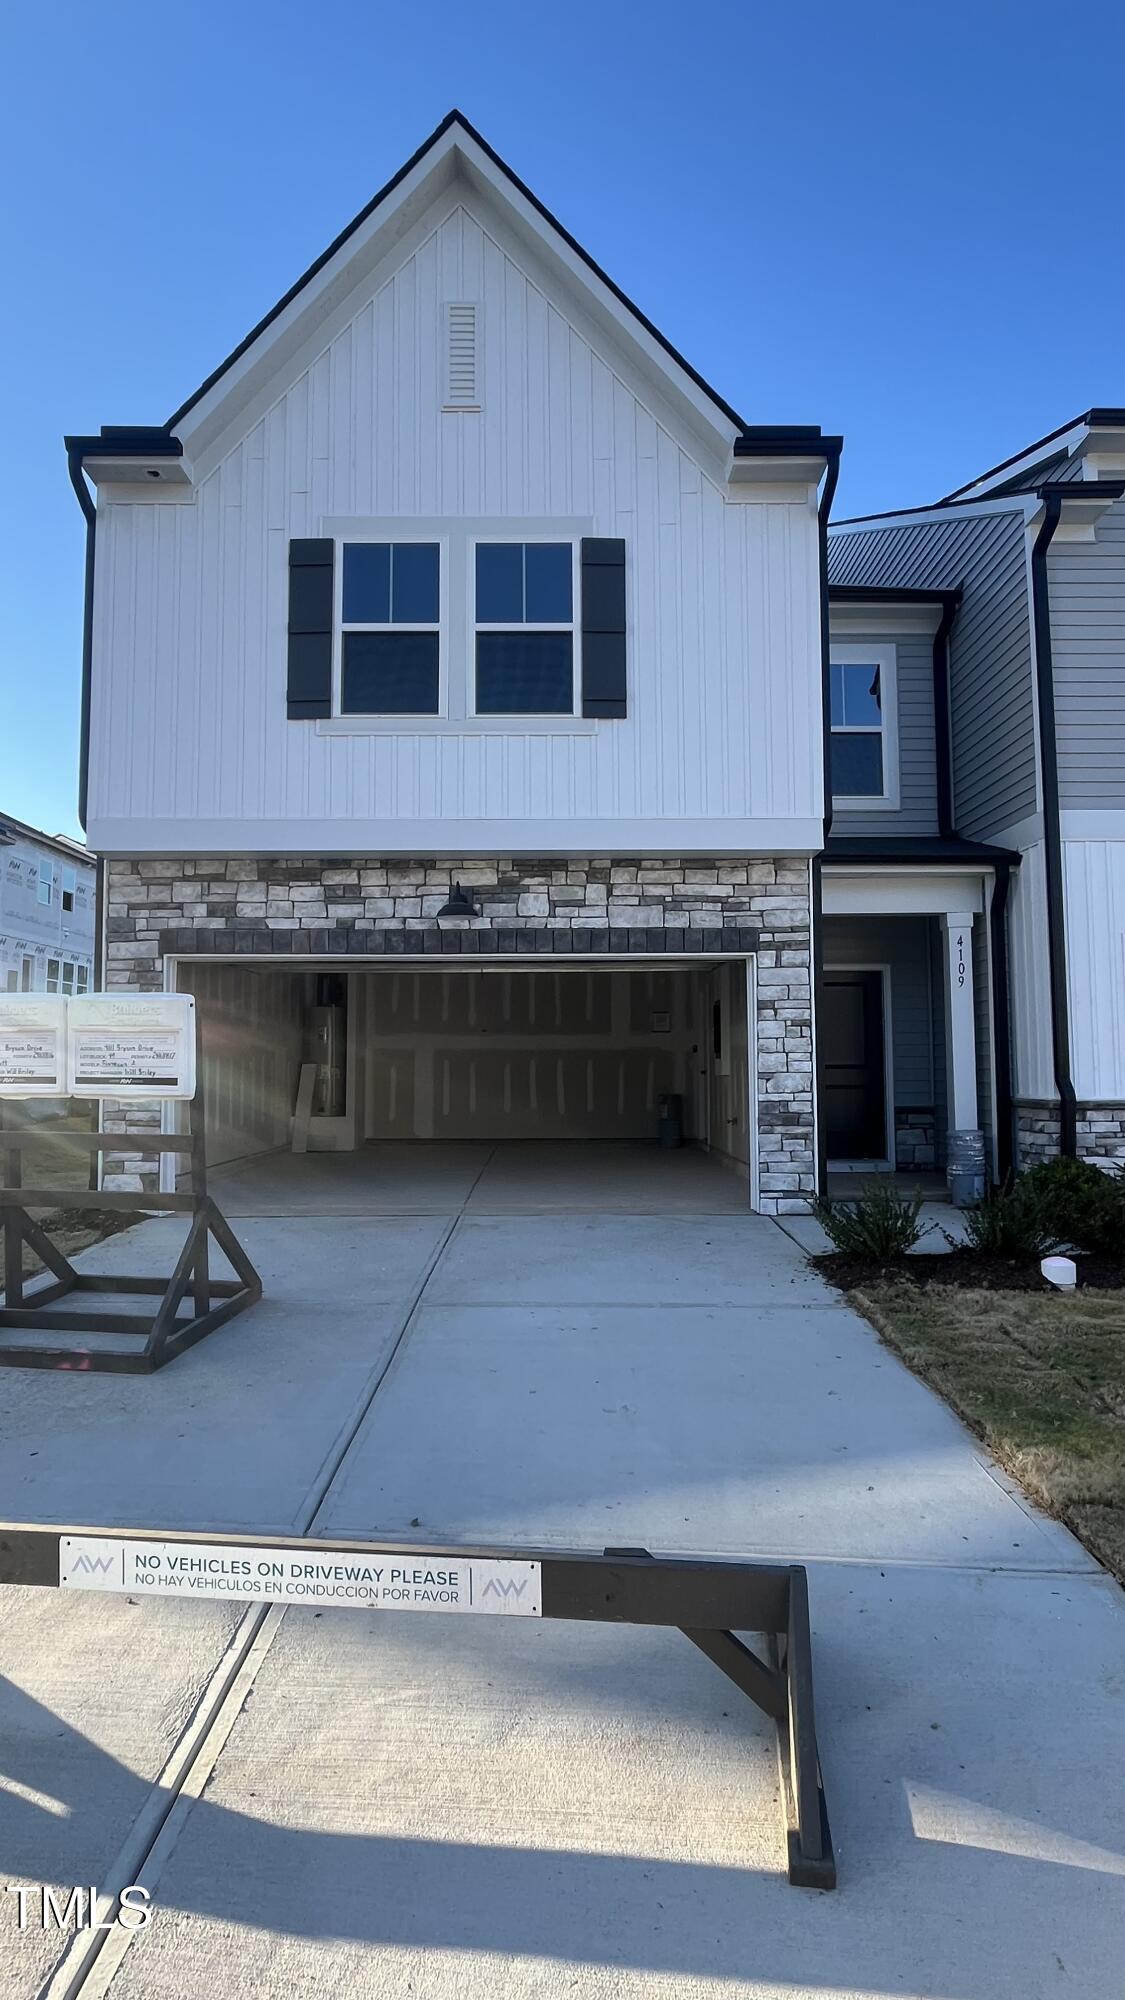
top-left (816, 1249), bottom-right (1125, 1293)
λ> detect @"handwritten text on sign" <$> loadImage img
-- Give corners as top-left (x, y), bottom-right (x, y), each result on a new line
top-left (0, 997), bottom-right (66, 1097)
top-left (59, 1536), bottom-right (542, 1616)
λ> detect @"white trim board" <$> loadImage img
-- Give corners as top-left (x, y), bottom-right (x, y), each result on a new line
top-left (829, 641), bottom-right (900, 814)
top-left (823, 869), bottom-right (988, 916)
top-left (89, 817), bottom-right (826, 857)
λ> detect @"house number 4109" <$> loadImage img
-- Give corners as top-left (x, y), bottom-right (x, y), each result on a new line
top-left (956, 935), bottom-right (966, 988)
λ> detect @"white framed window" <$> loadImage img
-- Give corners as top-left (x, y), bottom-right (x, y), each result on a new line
top-left (46, 957), bottom-right (61, 994)
top-left (471, 539), bottom-right (578, 716)
top-left (335, 539), bottom-right (443, 717)
top-left (61, 960), bottom-right (77, 996)
top-left (20, 955), bottom-right (34, 992)
top-left (37, 859), bottom-right (55, 906)
top-left (76, 962), bottom-right (89, 993)
top-left (829, 642), bottom-right (899, 809)
top-left (320, 516), bottom-right (594, 732)
top-left (62, 866), bottom-right (77, 912)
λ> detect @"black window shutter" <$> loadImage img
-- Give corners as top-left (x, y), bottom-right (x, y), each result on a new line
top-left (287, 539), bottom-right (334, 719)
top-left (580, 538), bottom-right (627, 718)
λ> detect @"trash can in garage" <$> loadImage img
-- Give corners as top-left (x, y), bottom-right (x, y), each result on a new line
top-left (657, 1093), bottom-right (684, 1148)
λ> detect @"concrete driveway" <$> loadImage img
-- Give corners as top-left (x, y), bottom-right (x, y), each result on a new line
top-left (1, 1141), bottom-right (1122, 1998)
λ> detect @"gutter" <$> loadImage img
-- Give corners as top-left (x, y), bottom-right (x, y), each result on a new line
top-left (931, 592), bottom-right (960, 839)
top-left (811, 440), bottom-right (843, 1198)
top-left (989, 858), bottom-right (1015, 1183)
top-left (1029, 489), bottom-right (1076, 1154)
top-left (66, 444), bottom-right (97, 835)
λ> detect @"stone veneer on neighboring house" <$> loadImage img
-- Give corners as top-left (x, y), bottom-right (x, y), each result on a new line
top-left (102, 855), bottom-right (816, 1212)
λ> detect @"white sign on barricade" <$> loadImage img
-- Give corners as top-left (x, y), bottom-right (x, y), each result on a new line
top-left (0, 995), bottom-right (68, 1097)
top-left (66, 994), bottom-right (196, 1101)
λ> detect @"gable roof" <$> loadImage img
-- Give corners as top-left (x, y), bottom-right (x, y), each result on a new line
top-left (164, 110), bottom-right (751, 443)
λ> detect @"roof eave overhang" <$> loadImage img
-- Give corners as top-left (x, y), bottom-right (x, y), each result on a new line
top-left (729, 431), bottom-right (843, 487)
top-left (66, 430), bottom-right (190, 488)
top-left (1030, 478), bottom-right (1125, 542)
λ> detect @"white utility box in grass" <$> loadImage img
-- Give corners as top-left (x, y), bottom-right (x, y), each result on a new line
top-left (66, 993), bottom-right (196, 1100)
top-left (0, 994), bottom-right (68, 1096)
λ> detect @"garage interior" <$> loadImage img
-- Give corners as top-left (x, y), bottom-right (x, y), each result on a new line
top-left (172, 959), bottom-right (755, 1204)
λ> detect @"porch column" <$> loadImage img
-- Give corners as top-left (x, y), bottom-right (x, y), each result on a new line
top-left (940, 910), bottom-right (984, 1201)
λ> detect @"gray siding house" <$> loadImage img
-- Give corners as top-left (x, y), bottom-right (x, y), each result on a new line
top-left (828, 409), bottom-right (1125, 1178)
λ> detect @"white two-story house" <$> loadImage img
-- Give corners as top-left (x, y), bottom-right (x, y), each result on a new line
top-left (67, 113), bottom-right (839, 1211)
top-left (67, 118), bottom-right (1125, 1206)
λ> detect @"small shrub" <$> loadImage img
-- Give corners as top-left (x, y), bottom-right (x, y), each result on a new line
top-left (815, 1181), bottom-right (929, 1261)
top-left (957, 1178), bottom-right (1063, 1258)
top-left (1019, 1156), bottom-right (1125, 1260)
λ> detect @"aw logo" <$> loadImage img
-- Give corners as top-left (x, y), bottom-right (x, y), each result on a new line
top-left (69, 1552), bottom-right (116, 1577)
top-left (476, 1565), bottom-right (540, 1615)
top-left (481, 1576), bottom-right (528, 1603)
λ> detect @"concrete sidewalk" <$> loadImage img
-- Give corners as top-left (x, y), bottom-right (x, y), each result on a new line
top-left (0, 1143), bottom-right (1122, 1997)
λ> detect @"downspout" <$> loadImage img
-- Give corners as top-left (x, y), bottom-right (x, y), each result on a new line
top-left (812, 444), bottom-right (842, 1198)
top-left (989, 858), bottom-right (1015, 1184)
top-left (932, 594), bottom-right (958, 840)
top-left (67, 443), bottom-right (101, 1187)
top-left (1029, 492), bottom-right (1076, 1154)
top-left (67, 444), bottom-right (97, 836)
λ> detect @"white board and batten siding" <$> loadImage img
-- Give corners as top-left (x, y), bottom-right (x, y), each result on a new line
top-left (86, 196), bottom-right (823, 858)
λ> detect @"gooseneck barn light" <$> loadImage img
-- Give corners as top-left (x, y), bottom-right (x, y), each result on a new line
top-left (436, 881), bottom-right (478, 919)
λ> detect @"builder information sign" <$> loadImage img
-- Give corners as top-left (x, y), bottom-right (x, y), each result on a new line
top-left (0, 996), bottom-right (67, 1097)
top-left (59, 1535), bottom-right (542, 1616)
top-left (66, 994), bottom-right (196, 1101)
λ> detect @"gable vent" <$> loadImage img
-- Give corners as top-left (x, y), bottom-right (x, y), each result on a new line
top-left (444, 302), bottom-right (479, 409)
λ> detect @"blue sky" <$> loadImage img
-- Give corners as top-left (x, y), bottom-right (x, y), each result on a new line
top-left (2, 0), bottom-right (1122, 838)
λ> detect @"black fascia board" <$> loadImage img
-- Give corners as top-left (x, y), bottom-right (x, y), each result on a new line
top-left (1036, 478), bottom-right (1125, 501)
top-left (823, 836), bottom-right (1020, 866)
top-left (829, 584), bottom-right (960, 610)
top-left (734, 431), bottom-right (843, 461)
top-left (164, 110), bottom-right (752, 437)
top-left (65, 431), bottom-right (184, 461)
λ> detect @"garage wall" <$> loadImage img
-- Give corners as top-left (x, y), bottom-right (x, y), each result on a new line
top-left (706, 962), bottom-right (752, 1172)
top-left (356, 966), bottom-right (696, 1141)
top-left (178, 964), bottom-right (317, 1166)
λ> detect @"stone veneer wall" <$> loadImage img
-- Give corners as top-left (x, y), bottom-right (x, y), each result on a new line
top-left (1015, 1102), bottom-right (1125, 1168)
top-left (103, 855), bottom-right (815, 1212)
top-left (894, 1109), bottom-right (937, 1173)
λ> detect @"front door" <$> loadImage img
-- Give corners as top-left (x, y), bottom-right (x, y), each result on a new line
top-left (823, 970), bottom-right (887, 1161)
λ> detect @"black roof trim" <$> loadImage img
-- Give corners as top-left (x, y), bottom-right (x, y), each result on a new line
top-left (824, 836), bottom-right (1020, 866)
top-left (164, 109), bottom-right (751, 436)
top-left (734, 430), bottom-right (842, 461)
top-left (942, 407), bottom-right (1125, 503)
top-left (831, 491), bottom-right (1033, 528)
top-left (829, 584), bottom-right (960, 609)
top-left (65, 430), bottom-right (184, 460)
top-left (1037, 477), bottom-right (1125, 501)
top-left (833, 410), bottom-right (1125, 528)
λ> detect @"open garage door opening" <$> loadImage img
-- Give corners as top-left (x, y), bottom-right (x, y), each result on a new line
top-left (171, 958), bottom-right (756, 1204)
